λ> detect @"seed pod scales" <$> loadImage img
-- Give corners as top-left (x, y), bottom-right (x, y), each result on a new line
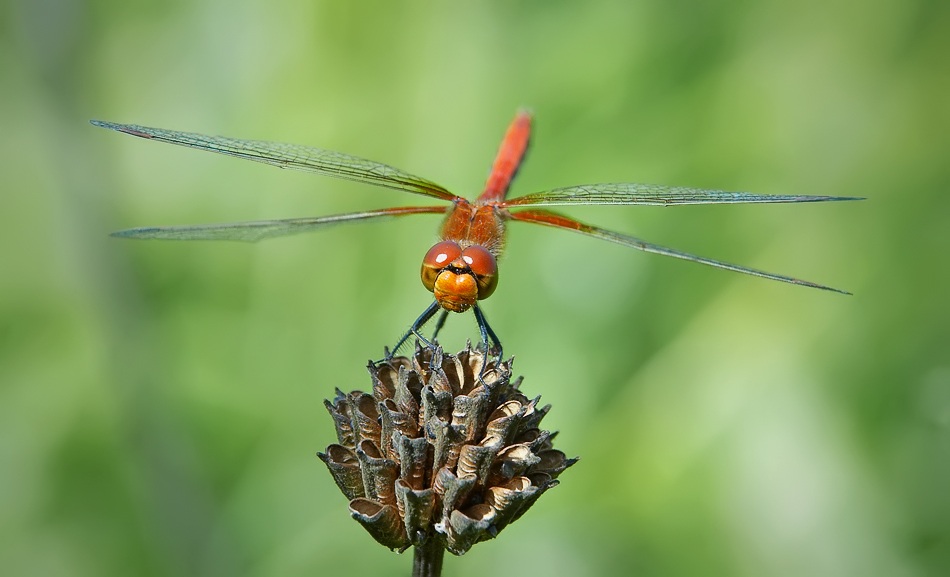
top-left (318, 343), bottom-right (577, 555)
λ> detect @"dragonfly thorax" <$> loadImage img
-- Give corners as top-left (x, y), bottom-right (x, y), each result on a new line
top-left (421, 241), bottom-right (498, 313)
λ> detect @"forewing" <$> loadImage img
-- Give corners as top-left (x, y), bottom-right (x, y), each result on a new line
top-left (502, 182), bottom-right (862, 207)
top-left (91, 120), bottom-right (460, 202)
top-left (111, 206), bottom-right (447, 242)
top-left (509, 209), bottom-right (851, 294)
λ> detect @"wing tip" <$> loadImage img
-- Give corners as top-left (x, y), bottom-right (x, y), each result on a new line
top-left (805, 281), bottom-right (853, 295)
top-left (91, 120), bottom-right (153, 139)
top-left (110, 228), bottom-right (156, 239)
top-left (826, 286), bottom-right (853, 296)
top-left (808, 195), bottom-right (865, 202)
top-left (91, 119), bottom-right (123, 131)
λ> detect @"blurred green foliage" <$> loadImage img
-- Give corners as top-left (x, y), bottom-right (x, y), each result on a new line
top-left (1, 1), bottom-right (948, 576)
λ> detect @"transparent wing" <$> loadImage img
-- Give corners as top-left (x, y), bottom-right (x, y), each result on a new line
top-left (91, 120), bottom-right (460, 202)
top-left (509, 209), bottom-right (851, 294)
top-left (111, 206), bottom-right (447, 242)
top-left (502, 182), bottom-right (862, 207)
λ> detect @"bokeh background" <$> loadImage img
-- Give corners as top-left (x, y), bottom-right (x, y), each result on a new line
top-left (2, 1), bottom-right (948, 576)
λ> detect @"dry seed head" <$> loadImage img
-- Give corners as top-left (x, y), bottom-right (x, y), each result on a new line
top-left (318, 343), bottom-right (577, 555)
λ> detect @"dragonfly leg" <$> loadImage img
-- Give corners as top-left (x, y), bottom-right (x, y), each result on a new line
top-left (385, 300), bottom-right (442, 361)
top-left (430, 310), bottom-right (450, 343)
top-left (472, 304), bottom-right (503, 379)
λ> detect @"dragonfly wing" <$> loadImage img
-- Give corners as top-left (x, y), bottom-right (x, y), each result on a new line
top-left (91, 120), bottom-right (461, 202)
top-left (502, 182), bottom-right (862, 207)
top-left (111, 206), bottom-right (447, 242)
top-left (509, 209), bottom-right (851, 294)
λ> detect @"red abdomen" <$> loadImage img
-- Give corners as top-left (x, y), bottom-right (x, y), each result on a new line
top-left (476, 110), bottom-right (532, 205)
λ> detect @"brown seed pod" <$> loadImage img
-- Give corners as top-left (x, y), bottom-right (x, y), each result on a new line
top-left (318, 344), bottom-right (578, 555)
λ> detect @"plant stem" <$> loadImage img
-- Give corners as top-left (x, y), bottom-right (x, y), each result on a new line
top-left (412, 538), bottom-right (444, 577)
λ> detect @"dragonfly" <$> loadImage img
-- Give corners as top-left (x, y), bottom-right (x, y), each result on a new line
top-left (93, 110), bottom-right (859, 364)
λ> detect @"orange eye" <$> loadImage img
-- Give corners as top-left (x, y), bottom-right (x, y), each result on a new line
top-left (421, 241), bottom-right (462, 292)
top-left (461, 245), bottom-right (498, 299)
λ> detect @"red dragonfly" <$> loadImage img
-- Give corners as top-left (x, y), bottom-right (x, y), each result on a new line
top-left (93, 110), bottom-right (857, 361)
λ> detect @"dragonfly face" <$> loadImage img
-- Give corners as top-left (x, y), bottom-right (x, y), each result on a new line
top-left (421, 241), bottom-right (498, 313)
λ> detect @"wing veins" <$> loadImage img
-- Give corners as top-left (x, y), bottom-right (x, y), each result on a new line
top-left (503, 183), bottom-right (863, 207)
top-left (111, 206), bottom-right (447, 242)
top-left (91, 120), bottom-right (459, 202)
top-left (509, 209), bottom-right (851, 294)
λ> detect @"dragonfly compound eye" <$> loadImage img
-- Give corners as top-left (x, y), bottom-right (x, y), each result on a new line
top-left (461, 245), bottom-right (498, 300)
top-left (421, 240), bottom-right (463, 292)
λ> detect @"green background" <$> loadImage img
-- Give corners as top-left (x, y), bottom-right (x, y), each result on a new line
top-left (2, 1), bottom-right (948, 575)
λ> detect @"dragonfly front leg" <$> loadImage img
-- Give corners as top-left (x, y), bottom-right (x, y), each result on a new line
top-left (430, 310), bottom-right (450, 344)
top-left (472, 304), bottom-right (503, 378)
top-left (386, 300), bottom-right (441, 360)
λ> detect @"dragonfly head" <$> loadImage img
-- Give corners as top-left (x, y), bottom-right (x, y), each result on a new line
top-left (421, 241), bottom-right (498, 313)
